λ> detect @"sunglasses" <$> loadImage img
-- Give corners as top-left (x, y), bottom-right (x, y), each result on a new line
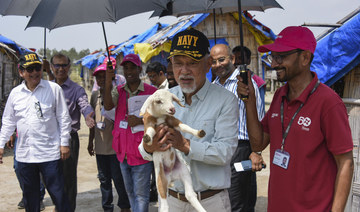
top-left (23, 64), bottom-right (42, 73)
top-left (52, 63), bottom-right (69, 69)
top-left (34, 101), bottom-right (43, 118)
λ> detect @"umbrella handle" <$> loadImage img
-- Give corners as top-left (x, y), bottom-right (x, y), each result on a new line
top-left (101, 22), bottom-right (111, 63)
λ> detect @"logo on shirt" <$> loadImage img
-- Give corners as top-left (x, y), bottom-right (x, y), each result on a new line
top-left (271, 113), bottom-right (279, 118)
top-left (297, 116), bottom-right (311, 131)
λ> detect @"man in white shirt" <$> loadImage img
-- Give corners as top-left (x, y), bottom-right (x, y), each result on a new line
top-left (0, 52), bottom-right (72, 212)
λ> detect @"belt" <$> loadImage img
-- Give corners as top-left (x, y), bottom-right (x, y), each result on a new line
top-left (168, 189), bottom-right (223, 202)
top-left (238, 139), bottom-right (249, 144)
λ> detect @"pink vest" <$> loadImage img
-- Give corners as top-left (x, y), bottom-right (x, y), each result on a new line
top-left (112, 83), bottom-right (157, 166)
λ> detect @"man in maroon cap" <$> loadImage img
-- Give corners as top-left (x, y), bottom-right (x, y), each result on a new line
top-left (238, 26), bottom-right (354, 211)
top-left (103, 53), bottom-right (157, 212)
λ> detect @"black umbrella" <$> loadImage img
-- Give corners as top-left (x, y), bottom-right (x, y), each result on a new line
top-left (26, 0), bottom-right (169, 62)
top-left (154, 0), bottom-right (282, 65)
top-left (0, 0), bottom-right (48, 58)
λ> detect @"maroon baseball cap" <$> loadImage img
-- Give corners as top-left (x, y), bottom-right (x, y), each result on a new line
top-left (120, 54), bottom-right (141, 67)
top-left (258, 26), bottom-right (317, 54)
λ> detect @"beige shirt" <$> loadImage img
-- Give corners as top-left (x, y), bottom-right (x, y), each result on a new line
top-left (90, 90), bottom-right (116, 155)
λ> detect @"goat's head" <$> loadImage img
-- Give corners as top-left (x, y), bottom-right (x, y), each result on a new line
top-left (140, 89), bottom-right (184, 117)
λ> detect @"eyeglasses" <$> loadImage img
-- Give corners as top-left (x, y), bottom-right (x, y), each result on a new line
top-left (52, 63), bottom-right (69, 69)
top-left (267, 50), bottom-right (303, 64)
top-left (24, 65), bottom-right (42, 73)
top-left (34, 101), bottom-right (43, 118)
top-left (211, 56), bottom-right (230, 65)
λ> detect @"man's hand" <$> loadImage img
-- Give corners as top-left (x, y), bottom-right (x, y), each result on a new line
top-left (0, 148), bottom-right (4, 164)
top-left (236, 70), bottom-right (256, 103)
top-left (60, 146), bottom-right (70, 160)
top-left (249, 152), bottom-right (266, 172)
top-left (163, 126), bottom-right (190, 155)
top-left (85, 111), bottom-right (95, 128)
top-left (142, 124), bottom-right (172, 154)
top-left (87, 142), bottom-right (94, 156)
top-left (128, 115), bottom-right (142, 127)
top-left (6, 134), bottom-right (15, 148)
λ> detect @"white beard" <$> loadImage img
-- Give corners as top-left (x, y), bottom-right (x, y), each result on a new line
top-left (179, 75), bottom-right (196, 94)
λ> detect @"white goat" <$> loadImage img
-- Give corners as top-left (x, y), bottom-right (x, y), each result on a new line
top-left (140, 89), bottom-right (206, 212)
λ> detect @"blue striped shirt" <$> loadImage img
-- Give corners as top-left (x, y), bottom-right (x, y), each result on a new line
top-left (213, 68), bottom-right (265, 140)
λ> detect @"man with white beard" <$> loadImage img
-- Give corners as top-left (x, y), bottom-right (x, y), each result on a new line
top-left (139, 29), bottom-right (239, 212)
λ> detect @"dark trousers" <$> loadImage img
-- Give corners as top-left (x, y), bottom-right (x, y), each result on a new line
top-left (14, 138), bottom-right (46, 201)
top-left (61, 132), bottom-right (80, 212)
top-left (18, 160), bottom-right (71, 212)
top-left (96, 154), bottom-right (130, 211)
top-left (228, 140), bottom-right (257, 212)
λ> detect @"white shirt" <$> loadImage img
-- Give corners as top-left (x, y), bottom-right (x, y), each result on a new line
top-left (158, 78), bottom-right (169, 90)
top-left (0, 79), bottom-right (71, 163)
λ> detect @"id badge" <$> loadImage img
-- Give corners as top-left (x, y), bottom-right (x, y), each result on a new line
top-left (96, 122), bottom-right (105, 130)
top-left (273, 149), bottom-right (290, 169)
top-left (119, 120), bottom-right (128, 129)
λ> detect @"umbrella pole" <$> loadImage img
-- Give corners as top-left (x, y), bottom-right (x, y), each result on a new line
top-left (101, 22), bottom-right (111, 63)
top-left (43, 28), bottom-right (46, 59)
top-left (237, 0), bottom-right (245, 65)
top-left (213, 9), bottom-right (217, 44)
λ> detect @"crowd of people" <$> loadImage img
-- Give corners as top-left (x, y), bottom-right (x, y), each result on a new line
top-left (0, 25), bottom-right (354, 212)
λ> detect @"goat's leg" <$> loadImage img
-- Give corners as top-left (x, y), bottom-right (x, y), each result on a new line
top-left (175, 123), bottom-right (206, 138)
top-left (143, 126), bottom-right (156, 145)
top-left (178, 164), bottom-right (207, 212)
top-left (154, 157), bottom-right (170, 212)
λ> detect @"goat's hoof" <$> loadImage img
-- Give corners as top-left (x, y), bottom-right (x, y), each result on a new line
top-left (198, 130), bottom-right (206, 138)
top-left (143, 134), bottom-right (152, 143)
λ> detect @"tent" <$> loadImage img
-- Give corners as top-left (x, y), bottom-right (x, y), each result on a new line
top-left (311, 10), bottom-right (360, 86)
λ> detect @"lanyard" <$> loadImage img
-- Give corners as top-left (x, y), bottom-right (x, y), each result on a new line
top-left (280, 80), bottom-right (320, 151)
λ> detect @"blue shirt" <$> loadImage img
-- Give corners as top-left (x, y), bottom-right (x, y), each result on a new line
top-left (58, 78), bottom-right (93, 132)
top-left (213, 68), bottom-right (265, 140)
top-left (139, 80), bottom-right (239, 192)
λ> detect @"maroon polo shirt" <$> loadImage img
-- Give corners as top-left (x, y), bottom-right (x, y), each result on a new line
top-left (262, 72), bottom-right (353, 212)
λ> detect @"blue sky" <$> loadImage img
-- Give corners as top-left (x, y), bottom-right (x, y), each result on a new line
top-left (0, 0), bottom-right (359, 52)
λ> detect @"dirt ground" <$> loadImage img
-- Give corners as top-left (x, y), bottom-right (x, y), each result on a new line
top-left (0, 94), bottom-right (272, 212)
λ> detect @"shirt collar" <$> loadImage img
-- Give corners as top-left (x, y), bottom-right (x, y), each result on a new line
top-left (124, 81), bottom-right (145, 95)
top-left (171, 79), bottom-right (211, 104)
top-left (158, 79), bottom-right (169, 89)
top-left (21, 79), bottom-right (46, 92)
top-left (213, 68), bottom-right (238, 85)
top-left (280, 71), bottom-right (319, 104)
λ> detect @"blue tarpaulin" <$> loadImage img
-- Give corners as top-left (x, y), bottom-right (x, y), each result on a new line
top-left (0, 34), bottom-right (23, 53)
top-left (311, 12), bottom-right (360, 86)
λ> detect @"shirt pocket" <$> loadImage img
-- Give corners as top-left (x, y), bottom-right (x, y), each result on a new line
top-left (39, 102), bottom-right (54, 118)
top-left (192, 119), bottom-right (215, 140)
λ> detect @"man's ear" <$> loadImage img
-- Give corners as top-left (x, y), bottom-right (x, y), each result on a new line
top-left (301, 51), bottom-right (312, 66)
top-left (18, 69), bottom-right (24, 78)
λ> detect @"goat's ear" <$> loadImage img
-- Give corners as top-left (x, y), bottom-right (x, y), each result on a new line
top-left (172, 93), bottom-right (184, 107)
top-left (140, 95), bottom-right (153, 116)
